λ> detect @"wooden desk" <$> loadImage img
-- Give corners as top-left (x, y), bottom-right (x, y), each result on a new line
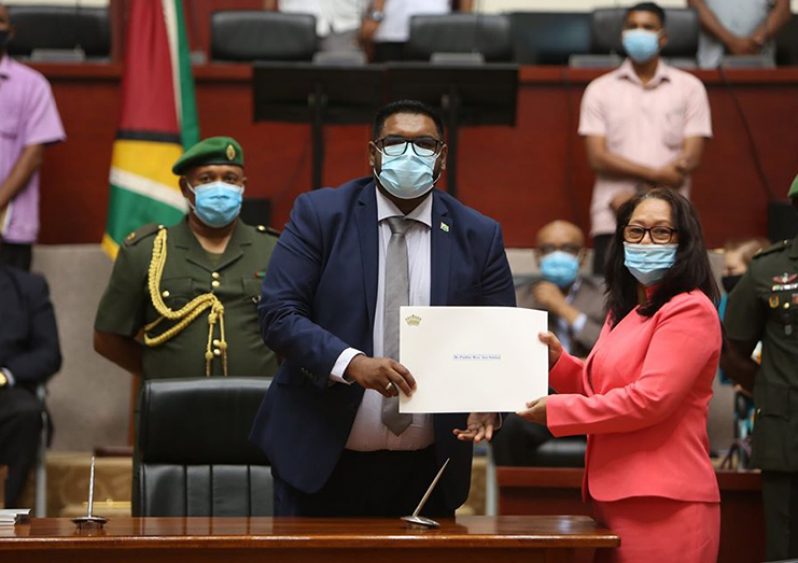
top-left (0, 515), bottom-right (617, 563)
top-left (497, 467), bottom-right (764, 563)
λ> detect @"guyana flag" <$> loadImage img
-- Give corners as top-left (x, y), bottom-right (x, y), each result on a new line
top-left (101, 0), bottom-right (199, 258)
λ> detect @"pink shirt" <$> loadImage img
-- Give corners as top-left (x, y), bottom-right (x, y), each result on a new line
top-left (578, 60), bottom-right (712, 237)
top-left (0, 55), bottom-right (65, 244)
top-left (546, 291), bottom-right (721, 503)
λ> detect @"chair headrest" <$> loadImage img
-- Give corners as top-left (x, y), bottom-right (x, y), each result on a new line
top-left (211, 11), bottom-right (317, 62)
top-left (6, 6), bottom-right (110, 57)
top-left (137, 377), bottom-right (271, 465)
top-left (406, 14), bottom-right (513, 62)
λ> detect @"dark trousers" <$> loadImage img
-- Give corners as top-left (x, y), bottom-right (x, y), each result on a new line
top-left (0, 243), bottom-right (32, 272)
top-left (373, 42), bottom-right (405, 62)
top-left (762, 470), bottom-right (798, 561)
top-left (0, 387), bottom-right (43, 507)
top-left (274, 447), bottom-right (452, 518)
top-left (592, 234), bottom-right (613, 276)
top-left (490, 413), bottom-right (554, 466)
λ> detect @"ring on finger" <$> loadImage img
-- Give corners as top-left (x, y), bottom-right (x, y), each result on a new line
top-left (385, 381), bottom-right (394, 392)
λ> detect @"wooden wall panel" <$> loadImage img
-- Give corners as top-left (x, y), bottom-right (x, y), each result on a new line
top-left (34, 65), bottom-right (798, 248)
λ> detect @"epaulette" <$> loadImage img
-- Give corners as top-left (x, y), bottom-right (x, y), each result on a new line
top-left (123, 223), bottom-right (165, 247)
top-left (752, 239), bottom-right (790, 259)
top-left (255, 225), bottom-right (281, 237)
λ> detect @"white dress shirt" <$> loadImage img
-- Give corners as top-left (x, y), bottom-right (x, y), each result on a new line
top-left (331, 187), bottom-right (435, 451)
top-left (373, 0), bottom-right (451, 43)
top-left (279, 0), bottom-right (366, 36)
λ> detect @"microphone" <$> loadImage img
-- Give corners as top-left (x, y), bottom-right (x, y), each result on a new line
top-left (401, 458), bottom-right (450, 528)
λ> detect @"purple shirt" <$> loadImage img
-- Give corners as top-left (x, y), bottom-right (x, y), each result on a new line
top-left (0, 55), bottom-right (65, 244)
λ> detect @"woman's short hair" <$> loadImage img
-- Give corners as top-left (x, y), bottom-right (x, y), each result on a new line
top-left (604, 188), bottom-right (719, 325)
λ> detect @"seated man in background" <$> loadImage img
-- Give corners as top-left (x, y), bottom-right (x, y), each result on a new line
top-left (0, 247), bottom-right (62, 507)
top-left (689, 0), bottom-right (792, 69)
top-left (579, 2), bottom-right (711, 274)
top-left (491, 220), bottom-right (603, 467)
top-left (94, 137), bottom-right (280, 380)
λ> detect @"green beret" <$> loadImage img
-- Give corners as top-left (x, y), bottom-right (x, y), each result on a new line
top-left (789, 173), bottom-right (798, 199)
top-left (172, 136), bottom-right (244, 175)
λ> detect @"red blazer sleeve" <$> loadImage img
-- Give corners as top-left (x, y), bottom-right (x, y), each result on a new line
top-left (549, 351), bottom-right (587, 395)
top-left (547, 296), bottom-right (720, 436)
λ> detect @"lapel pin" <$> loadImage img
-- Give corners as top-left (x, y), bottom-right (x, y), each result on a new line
top-left (440, 222), bottom-right (449, 233)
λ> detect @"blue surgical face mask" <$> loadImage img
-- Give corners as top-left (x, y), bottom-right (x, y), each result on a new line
top-left (375, 151), bottom-right (437, 200)
top-left (624, 242), bottom-right (677, 286)
top-left (539, 251), bottom-right (580, 288)
top-left (622, 29), bottom-right (661, 63)
top-left (187, 181), bottom-right (244, 228)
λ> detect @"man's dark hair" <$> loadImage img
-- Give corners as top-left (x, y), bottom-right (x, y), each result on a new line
top-left (373, 99), bottom-right (445, 140)
top-left (625, 2), bottom-right (666, 27)
top-left (604, 188), bottom-right (718, 326)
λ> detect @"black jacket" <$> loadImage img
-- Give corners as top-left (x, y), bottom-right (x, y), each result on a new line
top-left (0, 265), bottom-right (61, 391)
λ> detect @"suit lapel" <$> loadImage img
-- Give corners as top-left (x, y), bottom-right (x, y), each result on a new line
top-left (354, 184), bottom-right (379, 330)
top-left (430, 191), bottom-right (451, 306)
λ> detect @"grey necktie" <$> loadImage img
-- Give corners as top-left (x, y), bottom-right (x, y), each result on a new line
top-left (381, 216), bottom-right (414, 436)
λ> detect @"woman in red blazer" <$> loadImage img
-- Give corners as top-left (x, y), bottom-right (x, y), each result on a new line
top-left (518, 189), bottom-right (722, 563)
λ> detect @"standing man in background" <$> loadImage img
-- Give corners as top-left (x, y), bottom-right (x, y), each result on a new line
top-left (264, 0), bottom-right (367, 54)
top-left (689, 0), bottom-right (792, 68)
top-left (360, 0), bottom-right (473, 62)
top-left (0, 3), bottom-right (66, 270)
top-left (579, 2), bottom-right (711, 274)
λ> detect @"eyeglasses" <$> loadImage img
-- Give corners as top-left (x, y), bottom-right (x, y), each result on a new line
top-left (538, 244), bottom-right (582, 256)
top-left (623, 225), bottom-right (678, 244)
top-left (374, 136), bottom-right (445, 157)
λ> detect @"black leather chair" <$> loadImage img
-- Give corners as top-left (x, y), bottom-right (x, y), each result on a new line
top-left (6, 5), bottom-right (110, 60)
top-left (775, 13), bottom-right (798, 66)
top-left (405, 14), bottom-right (513, 63)
top-left (576, 7), bottom-right (698, 68)
top-left (509, 12), bottom-right (592, 65)
top-left (210, 11), bottom-right (317, 62)
top-left (133, 377), bottom-right (273, 517)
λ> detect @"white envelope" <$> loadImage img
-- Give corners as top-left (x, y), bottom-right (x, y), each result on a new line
top-left (399, 306), bottom-right (549, 413)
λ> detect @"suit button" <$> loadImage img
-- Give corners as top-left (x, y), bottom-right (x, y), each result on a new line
top-left (212, 272), bottom-right (220, 279)
top-left (211, 280), bottom-right (221, 288)
top-left (162, 290), bottom-right (170, 298)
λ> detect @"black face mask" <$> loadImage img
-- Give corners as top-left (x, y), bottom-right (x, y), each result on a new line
top-left (722, 274), bottom-right (743, 294)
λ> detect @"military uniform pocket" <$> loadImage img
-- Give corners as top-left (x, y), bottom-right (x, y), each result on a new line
top-left (157, 277), bottom-right (196, 310)
top-left (242, 278), bottom-right (262, 305)
top-left (753, 383), bottom-right (793, 469)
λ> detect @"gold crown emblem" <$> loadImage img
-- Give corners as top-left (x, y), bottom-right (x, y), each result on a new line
top-left (405, 314), bottom-right (422, 326)
top-left (226, 144), bottom-right (236, 160)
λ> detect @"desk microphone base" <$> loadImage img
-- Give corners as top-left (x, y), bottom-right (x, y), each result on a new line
top-left (401, 515), bottom-right (440, 529)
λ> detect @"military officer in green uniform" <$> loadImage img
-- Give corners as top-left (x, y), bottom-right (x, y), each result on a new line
top-left (723, 174), bottom-right (798, 561)
top-left (94, 136), bottom-right (279, 379)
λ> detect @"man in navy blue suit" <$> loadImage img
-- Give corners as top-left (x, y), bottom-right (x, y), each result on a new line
top-left (0, 258), bottom-right (61, 507)
top-left (250, 99), bottom-right (515, 517)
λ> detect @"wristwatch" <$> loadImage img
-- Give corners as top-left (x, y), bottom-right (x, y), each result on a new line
top-left (367, 10), bottom-right (385, 22)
